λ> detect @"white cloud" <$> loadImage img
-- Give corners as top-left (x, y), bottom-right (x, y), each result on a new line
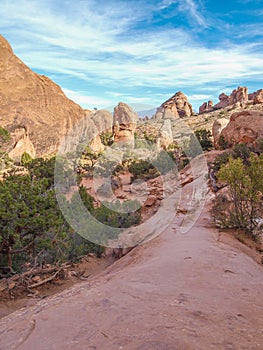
top-left (160, 0), bottom-right (208, 27)
top-left (0, 0), bottom-right (262, 110)
top-left (62, 88), bottom-right (113, 109)
top-left (188, 94), bottom-right (211, 101)
top-left (186, 0), bottom-right (207, 27)
top-left (160, 0), bottom-right (178, 9)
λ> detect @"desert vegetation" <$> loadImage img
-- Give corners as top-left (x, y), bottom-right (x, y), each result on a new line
top-left (212, 144), bottom-right (263, 240)
top-left (0, 156), bottom-right (141, 276)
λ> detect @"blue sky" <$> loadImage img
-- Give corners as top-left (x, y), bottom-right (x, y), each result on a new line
top-left (1, 0), bottom-right (263, 112)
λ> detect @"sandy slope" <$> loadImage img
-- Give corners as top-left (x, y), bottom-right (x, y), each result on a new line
top-left (0, 190), bottom-right (263, 350)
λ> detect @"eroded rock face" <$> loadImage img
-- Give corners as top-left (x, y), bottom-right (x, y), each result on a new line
top-left (212, 118), bottom-right (230, 149)
top-left (88, 109), bottom-right (113, 152)
top-left (154, 91), bottom-right (192, 120)
top-left (154, 105), bottom-right (179, 120)
top-left (248, 89), bottom-right (263, 104)
top-left (214, 87), bottom-right (248, 109)
top-left (89, 109), bottom-right (113, 135)
top-left (199, 101), bottom-right (213, 114)
top-left (0, 35), bottom-right (86, 157)
top-left (170, 91), bottom-right (193, 118)
top-left (214, 93), bottom-right (229, 109)
top-left (8, 126), bottom-right (36, 162)
top-left (156, 119), bottom-right (173, 150)
top-left (113, 102), bottom-right (138, 144)
top-left (229, 86), bottom-right (248, 106)
top-left (199, 86), bottom-right (263, 113)
top-left (220, 111), bottom-right (263, 147)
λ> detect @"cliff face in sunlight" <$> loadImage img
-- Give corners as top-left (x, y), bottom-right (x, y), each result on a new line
top-left (0, 34), bottom-right (87, 157)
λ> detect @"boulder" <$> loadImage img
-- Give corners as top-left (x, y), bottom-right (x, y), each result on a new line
top-left (8, 126), bottom-right (36, 162)
top-left (113, 102), bottom-right (138, 144)
top-left (89, 135), bottom-right (104, 153)
top-left (220, 111), bottom-right (263, 147)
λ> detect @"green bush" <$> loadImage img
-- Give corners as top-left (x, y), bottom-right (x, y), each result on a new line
top-left (212, 154), bottom-right (263, 237)
top-left (218, 135), bottom-right (229, 150)
top-left (95, 200), bottom-right (141, 230)
top-left (231, 143), bottom-right (251, 164)
top-left (0, 161), bottom-right (101, 273)
top-left (128, 159), bottom-right (158, 181)
top-left (213, 152), bottom-right (230, 172)
top-left (100, 132), bottom-right (113, 146)
top-left (218, 110), bottom-right (226, 117)
top-left (21, 152), bottom-right (33, 166)
top-left (0, 126), bottom-right (10, 146)
top-left (194, 129), bottom-right (213, 151)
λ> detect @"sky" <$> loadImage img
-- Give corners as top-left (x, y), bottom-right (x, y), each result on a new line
top-left (1, 0), bottom-right (263, 112)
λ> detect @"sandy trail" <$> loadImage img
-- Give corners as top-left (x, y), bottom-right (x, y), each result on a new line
top-left (0, 191), bottom-right (263, 349)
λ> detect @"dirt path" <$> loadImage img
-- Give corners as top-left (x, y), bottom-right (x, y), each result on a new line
top-left (0, 194), bottom-right (263, 349)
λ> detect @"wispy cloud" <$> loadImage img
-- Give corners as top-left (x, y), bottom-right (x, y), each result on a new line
top-left (160, 0), bottom-right (208, 27)
top-left (0, 0), bottom-right (262, 111)
top-left (183, 0), bottom-right (208, 27)
top-left (62, 88), bottom-right (113, 109)
top-left (188, 94), bottom-right (212, 101)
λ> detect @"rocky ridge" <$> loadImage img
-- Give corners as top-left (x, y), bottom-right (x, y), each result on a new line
top-left (0, 34), bottom-right (87, 158)
top-left (0, 35), bottom-right (140, 161)
top-left (199, 86), bottom-right (263, 114)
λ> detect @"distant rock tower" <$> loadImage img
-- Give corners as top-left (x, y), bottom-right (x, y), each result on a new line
top-left (113, 102), bottom-right (138, 145)
top-left (154, 91), bottom-right (193, 120)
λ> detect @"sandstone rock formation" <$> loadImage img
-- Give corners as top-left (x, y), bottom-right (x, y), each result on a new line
top-left (229, 86), bottom-right (248, 106)
top-left (89, 109), bottom-right (113, 135)
top-left (171, 91), bottom-right (193, 118)
top-left (156, 119), bottom-right (173, 150)
top-left (0, 35), bottom-right (86, 157)
top-left (212, 118), bottom-right (230, 149)
top-left (248, 89), bottom-right (263, 104)
top-left (199, 86), bottom-right (263, 114)
top-left (113, 102), bottom-right (138, 144)
top-left (8, 126), bottom-right (36, 162)
top-left (155, 104), bottom-right (179, 120)
top-left (214, 86), bottom-right (248, 109)
top-left (154, 91), bottom-right (193, 120)
top-left (213, 93), bottom-right (229, 109)
top-left (220, 110), bottom-right (263, 147)
top-left (199, 100), bottom-right (213, 114)
top-left (88, 109), bottom-right (113, 152)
